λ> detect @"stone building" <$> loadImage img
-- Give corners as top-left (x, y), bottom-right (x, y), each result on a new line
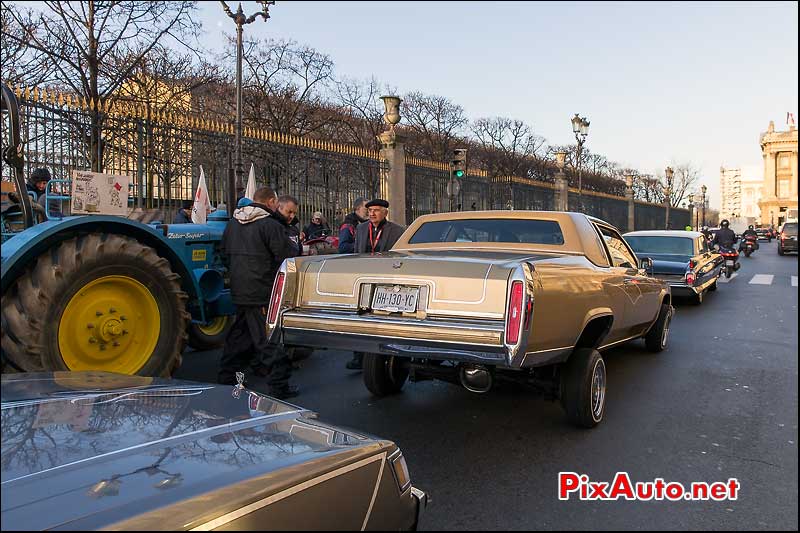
top-left (758, 120), bottom-right (798, 226)
top-left (720, 166), bottom-right (742, 218)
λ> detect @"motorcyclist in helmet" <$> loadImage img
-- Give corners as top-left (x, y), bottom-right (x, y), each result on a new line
top-left (713, 219), bottom-right (738, 250)
top-left (740, 224), bottom-right (759, 252)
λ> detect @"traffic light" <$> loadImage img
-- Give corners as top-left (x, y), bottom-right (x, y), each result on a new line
top-left (451, 148), bottom-right (467, 178)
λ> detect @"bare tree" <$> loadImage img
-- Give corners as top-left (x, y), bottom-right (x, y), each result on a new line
top-left (401, 92), bottom-right (468, 161)
top-left (230, 37), bottom-right (334, 136)
top-left (330, 76), bottom-right (391, 150)
top-left (2, 1), bottom-right (201, 170)
top-left (471, 117), bottom-right (546, 176)
top-left (663, 161), bottom-right (700, 207)
top-left (0, 3), bottom-right (51, 87)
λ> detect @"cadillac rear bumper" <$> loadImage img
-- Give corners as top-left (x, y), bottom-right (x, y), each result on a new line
top-left (277, 309), bottom-right (513, 366)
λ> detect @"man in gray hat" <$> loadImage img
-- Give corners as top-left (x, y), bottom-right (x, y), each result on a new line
top-left (354, 199), bottom-right (405, 255)
top-left (347, 198), bottom-right (406, 370)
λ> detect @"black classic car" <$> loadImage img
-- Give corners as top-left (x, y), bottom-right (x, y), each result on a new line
top-left (1, 372), bottom-right (426, 531)
top-left (624, 230), bottom-right (723, 305)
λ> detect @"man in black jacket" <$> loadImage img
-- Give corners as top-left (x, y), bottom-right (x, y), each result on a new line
top-left (346, 198), bottom-right (406, 370)
top-left (219, 187), bottom-right (298, 399)
top-left (712, 219), bottom-right (738, 250)
top-left (338, 197), bottom-right (367, 253)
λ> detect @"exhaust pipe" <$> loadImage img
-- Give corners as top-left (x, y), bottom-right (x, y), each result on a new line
top-left (459, 364), bottom-right (493, 394)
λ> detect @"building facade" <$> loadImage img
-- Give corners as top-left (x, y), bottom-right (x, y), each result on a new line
top-left (740, 176), bottom-right (762, 222)
top-left (758, 121), bottom-right (798, 226)
top-left (720, 166), bottom-right (742, 218)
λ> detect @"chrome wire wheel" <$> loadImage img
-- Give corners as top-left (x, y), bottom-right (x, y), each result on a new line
top-left (590, 358), bottom-right (606, 422)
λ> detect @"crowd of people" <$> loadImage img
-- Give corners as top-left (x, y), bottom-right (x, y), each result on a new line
top-left (216, 188), bottom-right (406, 397)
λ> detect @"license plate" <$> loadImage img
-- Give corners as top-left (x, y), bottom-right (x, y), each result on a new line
top-left (726, 259), bottom-right (736, 266)
top-left (372, 285), bottom-right (419, 313)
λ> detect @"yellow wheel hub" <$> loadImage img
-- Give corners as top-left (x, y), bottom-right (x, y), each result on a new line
top-left (58, 275), bottom-right (160, 374)
top-left (196, 315), bottom-right (229, 336)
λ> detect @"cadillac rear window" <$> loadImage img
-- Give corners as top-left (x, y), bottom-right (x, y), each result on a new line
top-left (408, 219), bottom-right (564, 245)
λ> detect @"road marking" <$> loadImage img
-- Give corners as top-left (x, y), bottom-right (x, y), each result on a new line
top-left (792, 276), bottom-right (798, 287)
top-left (749, 274), bottom-right (774, 285)
top-left (718, 273), bottom-right (738, 283)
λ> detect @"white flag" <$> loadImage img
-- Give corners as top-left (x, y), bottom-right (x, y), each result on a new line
top-left (245, 163), bottom-right (257, 200)
top-left (191, 165), bottom-right (212, 224)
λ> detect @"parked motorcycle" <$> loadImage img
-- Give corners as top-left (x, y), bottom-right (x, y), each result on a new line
top-left (718, 245), bottom-right (741, 278)
top-left (742, 235), bottom-right (759, 258)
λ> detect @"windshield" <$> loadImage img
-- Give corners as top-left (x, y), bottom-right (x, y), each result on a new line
top-left (625, 236), bottom-right (695, 256)
top-left (408, 219), bottom-right (565, 245)
top-left (783, 223), bottom-right (797, 236)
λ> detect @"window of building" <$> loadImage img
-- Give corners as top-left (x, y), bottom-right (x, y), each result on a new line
top-left (778, 153), bottom-right (790, 169)
top-left (778, 180), bottom-right (790, 198)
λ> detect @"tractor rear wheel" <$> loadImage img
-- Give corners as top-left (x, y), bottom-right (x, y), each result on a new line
top-left (1, 233), bottom-right (189, 376)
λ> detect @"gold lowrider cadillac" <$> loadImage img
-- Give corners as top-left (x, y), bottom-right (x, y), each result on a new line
top-left (268, 211), bottom-right (673, 428)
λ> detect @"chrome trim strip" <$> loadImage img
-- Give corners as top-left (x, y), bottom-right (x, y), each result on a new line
top-left (188, 453), bottom-right (386, 531)
top-left (598, 333), bottom-right (642, 351)
top-left (2, 409), bottom-right (307, 486)
top-left (314, 260), bottom-right (495, 305)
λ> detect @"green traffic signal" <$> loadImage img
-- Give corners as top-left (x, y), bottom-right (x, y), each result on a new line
top-left (454, 170), bottom-right (465, 178)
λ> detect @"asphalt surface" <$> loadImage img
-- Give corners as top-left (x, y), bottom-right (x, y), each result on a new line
top-left (175, 240), bottom-right (798, 530)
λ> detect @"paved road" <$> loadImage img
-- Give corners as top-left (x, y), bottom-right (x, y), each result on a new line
top-left (176, 241), bottom-right (798, 530)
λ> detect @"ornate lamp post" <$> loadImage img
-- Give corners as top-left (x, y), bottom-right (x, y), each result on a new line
top-left (570, 113), bottom-right (590, 206)
top-left (220, 0), bottom-right (274, 214)
top-left (664, 166), bottom-right (673, 229)
top-left (701, 184), bottom-right (707, 227)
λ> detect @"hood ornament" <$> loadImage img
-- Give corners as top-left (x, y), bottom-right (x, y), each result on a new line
top-left (232, 372), bottom-right (245, 398)
top-left (392, 260), bottom-right (403, 269)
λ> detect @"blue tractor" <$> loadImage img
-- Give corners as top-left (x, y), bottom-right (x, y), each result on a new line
top-left (1, 84), bottom-right (234, 376)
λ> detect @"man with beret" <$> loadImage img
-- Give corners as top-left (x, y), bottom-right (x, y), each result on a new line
top-left (354, 198), bottom-right (405, 255)
top-left (346, 198), bottom-right (406, 370)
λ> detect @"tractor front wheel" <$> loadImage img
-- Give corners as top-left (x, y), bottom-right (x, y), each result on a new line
top-left (188, 315), bottom-right (233, 351)
top-left (1, 233), bottom-right (189, 376)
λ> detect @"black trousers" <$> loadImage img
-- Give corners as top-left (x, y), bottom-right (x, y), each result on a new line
top-left (219, 306), bottom-right (291, 390)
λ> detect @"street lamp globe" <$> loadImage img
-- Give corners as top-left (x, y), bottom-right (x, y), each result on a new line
top-left (579, 118), bottom-right (590, 136)
top-left (571, 113), bottom-right (583, 134)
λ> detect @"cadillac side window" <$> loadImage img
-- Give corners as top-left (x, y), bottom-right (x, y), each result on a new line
top-left (598, 226), bottom-right (637, 269)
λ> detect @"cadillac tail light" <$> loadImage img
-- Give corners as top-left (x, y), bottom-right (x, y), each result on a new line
top-left (688, 260), bottom-right (695, 269)
top-left (506, 281), bottom-right (524, 345)
top-left (685, 271), bottom-right (696, 285)
top-left (268, 272), bottom-right (286, 324)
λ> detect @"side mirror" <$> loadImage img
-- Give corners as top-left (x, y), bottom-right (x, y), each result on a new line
top-left (639, 257), bottom-right (654, 275)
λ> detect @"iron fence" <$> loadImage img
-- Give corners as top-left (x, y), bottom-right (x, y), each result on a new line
top-left (2, 85), bottom-right (688, 232)
top-left (1, 86), bottom-right (385, 226)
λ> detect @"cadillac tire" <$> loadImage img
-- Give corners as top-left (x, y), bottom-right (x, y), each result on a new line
top-left (560, 348), bottom-right (606, 428)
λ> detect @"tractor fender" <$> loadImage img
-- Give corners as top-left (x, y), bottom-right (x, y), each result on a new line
top-left (1, 216), bottom-right (202, 301)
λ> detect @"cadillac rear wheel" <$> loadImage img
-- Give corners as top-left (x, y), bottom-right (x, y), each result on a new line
top-left (364, 353), bottom-right (409, 396)
top-left (560, 348), bottom-right (606, 428)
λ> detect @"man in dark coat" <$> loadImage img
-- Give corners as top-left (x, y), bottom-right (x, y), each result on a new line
top-left (303, 211), bottom-right (330, 240)
top-left (346, 198), bottom-right (406, 370)
top-left (354, 198), bottom-right (405, 254)
top-left (172, 200), bottom-right (193, 224)
top-left (219, 187), bottom-right (298, 399)
top-left (338, 197), bottom-right (367, 253)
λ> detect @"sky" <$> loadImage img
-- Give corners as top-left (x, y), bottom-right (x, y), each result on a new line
top-left (193, 1), bottom-right (798, 209)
